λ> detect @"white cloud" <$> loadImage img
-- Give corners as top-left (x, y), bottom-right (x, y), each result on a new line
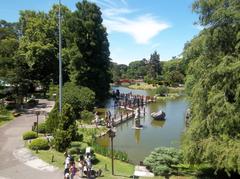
top-left (104, 15), bottom-right (170, 44)
top-left (91, 0), bottom-right (170, 44)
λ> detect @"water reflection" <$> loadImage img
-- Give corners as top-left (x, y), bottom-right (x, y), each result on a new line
top-left (151, 120), bottom-right (165, 128)
top-left (134, 129), bottom-right (141, 144)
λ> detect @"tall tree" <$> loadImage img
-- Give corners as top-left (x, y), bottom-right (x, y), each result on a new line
top-left (147, 51), bottom-right (161, 80)
top-left (18, 10), bottom-right (59, 94)
top-left (182, 0), bottom-right (240, 174)
top-left (0, 20), bottom-right (19, 84)
top-left (68, 0), bottom-right (111, 101)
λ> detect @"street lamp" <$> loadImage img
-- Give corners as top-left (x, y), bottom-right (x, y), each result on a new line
top-left (35, 111), bottom-right (40, 137)
top-left (58, 0), bottom-right (62, 114)
top-left (108, 127), bottom-right (116, 175)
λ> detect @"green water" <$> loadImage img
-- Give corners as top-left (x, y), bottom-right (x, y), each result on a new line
top-left (97, 86), bottom-right (188, 164)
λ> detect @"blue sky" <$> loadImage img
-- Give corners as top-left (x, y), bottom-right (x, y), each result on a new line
top-left (0, 0), bottom-right (201, 64)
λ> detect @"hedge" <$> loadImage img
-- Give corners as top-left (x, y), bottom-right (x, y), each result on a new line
top-left (22, 131), bottom-right (38, 140)
top-left (29, 138), bottom-right (49, 150)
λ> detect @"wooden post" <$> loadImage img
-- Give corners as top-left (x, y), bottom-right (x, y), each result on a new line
top-left (144, 107), bottom-right (145, 116)
top-left (127, 113), bottom-right (128, 119)
top-left (120, 112), bottom-right (122, 122)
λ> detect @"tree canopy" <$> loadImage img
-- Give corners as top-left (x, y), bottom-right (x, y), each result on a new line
top-left (182, 0), bottom-right (240, 174)
top-left (68, 0), bottom-right (111, 101)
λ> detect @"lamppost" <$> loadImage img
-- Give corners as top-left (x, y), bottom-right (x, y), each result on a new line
top-left (58, 0), bottom-right (62, 114)
top-left (108, 127), bottom-right (116, 175)
top-left (35, 111), bottom-right (40, 137)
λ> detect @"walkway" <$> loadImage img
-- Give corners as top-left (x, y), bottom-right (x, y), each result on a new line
top-left (133, 165), bottom-right (154, 178)
top-left (0, 99), bottom-right (62, 179)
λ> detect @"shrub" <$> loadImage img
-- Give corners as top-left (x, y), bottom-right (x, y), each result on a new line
top-left (156, 85), bottom-right (169, 96)
top-left (68, 147), bottom-right (81, 155)
top-left (29, 138), bottom-right (49, 150)
top-left (80, 110), bottom-right (94, 124)
top-left (53, 129), bottom-right (71, 152)
top-left (70, 141), bottom-right (82, 148)
top-left (22, 131), bottom-right (38, 140)
top-left (62, 83), bottom-right (95, 118)
top-left (45, 107), bottom-right (59, 133)
top-left (34, 122), bottom-right (46, 134)
top-left (69, 141), bottom-right (88, 154)
top-left (143, 147), bottom-right (183, 176)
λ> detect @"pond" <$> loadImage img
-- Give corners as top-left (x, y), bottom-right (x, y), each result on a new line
top-left (97, 86), bottom-right (188, 164)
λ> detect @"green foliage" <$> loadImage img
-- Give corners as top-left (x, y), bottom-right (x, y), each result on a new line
top-left (68, 141), bottom-right (88, 155)
top-left (53, 129), bottom-right (71, 152)
top-left (126, 59), bottom-right (148, 79)
top-left (92, 144), bottom-right (129, 162)
top-left (45, 107), bottom-right (59, 133)
top-left (34, 122), bottom-right (46, 134)
top-left (29, 138), bottom-right (49, 150)
top-left (182, 0), bottom-right (240, 175)
top-left (147, 51), bottom-right (162, 81)
top-left (156, 85), bottom-right (169, 96)
top-left (80, 109), bottom-right (94, 124)
top-left (22, 131), bottom-right (38, 140)
top-left (47, 82), bottom-right (58, 100)
top-left (68, 0), bottom-right (111, 101)
top-left (110, 62), bottom-right (128, 82)
top-left (62, 82), bottom-right (95, 118)
top-left (70, 141), bottom-right (82, 148)
top-left (143, 147), bottom-right (183, 176)
top-left (53, 104), bottom-right (80, 152)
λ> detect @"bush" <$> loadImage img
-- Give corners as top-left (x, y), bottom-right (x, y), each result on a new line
top-left (80, 110), bottom-right (94, 124)
top-left (62, 83), bottom-right (95, 118)
top-left (53, 129), bottom-right (71, 152)
top-left (156, 85), bottom-right (169, 96)
top-left (68, 147), bottom-right (81, 155)
top-left (45, 107), bottom-right (59, 133)
top-left (70, 141), bottom-right (88, 154)
top-left (143, 147), bottom-right (182, 176)
top-left (34, 122), bottom-right (46, 134)
top-left (70, 141), bottom-right (82, 148)
top-left (22, 131), bottom-right (38, 140)
top-left (29, 138), bottom-right (49, 150)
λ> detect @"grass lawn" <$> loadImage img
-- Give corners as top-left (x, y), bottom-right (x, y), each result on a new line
top-left (128, 83), bottom-right (158, 90)
top-left (35, 150), bottom-right (135, 179)
top-left (34, 150), bottom-right (195, 179)
top-left (0, 109), bottom-right (14, 126)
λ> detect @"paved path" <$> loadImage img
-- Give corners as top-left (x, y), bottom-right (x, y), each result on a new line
top-left (133, 165), bottom-right (154, 177)
top-left (0, 99), bottom-right (62, 179)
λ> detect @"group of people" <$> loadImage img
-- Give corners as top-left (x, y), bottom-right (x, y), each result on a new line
top-left (92, 110), bottom-right (114, 128)
top-left (64, 149), bottom-right (102, 179)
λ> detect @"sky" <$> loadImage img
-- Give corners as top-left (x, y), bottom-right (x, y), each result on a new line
top-left (0, 0), bottom-right (201, 65)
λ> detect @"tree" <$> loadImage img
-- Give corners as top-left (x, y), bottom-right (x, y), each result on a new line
top-left (68, 0), bottom-right (111, 101)
top-left (0, 20), bottom-right (19, 91)
top-left (144, 147), bottom-right (182, 178)
top-left (163, 58), bottom-right (185, 86)
top-left (182, 0), bottom-right (240, 175)
top-left (18, 10), bottom-right (59, 94)
top-left (127, 59), bottom-right (148, 79)
top-left (62, 82), bottom-right (95, 118)
top-left (53, 104), bottom-right (79, 152)
top-left (147, 51), bottom-right (161, 81)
